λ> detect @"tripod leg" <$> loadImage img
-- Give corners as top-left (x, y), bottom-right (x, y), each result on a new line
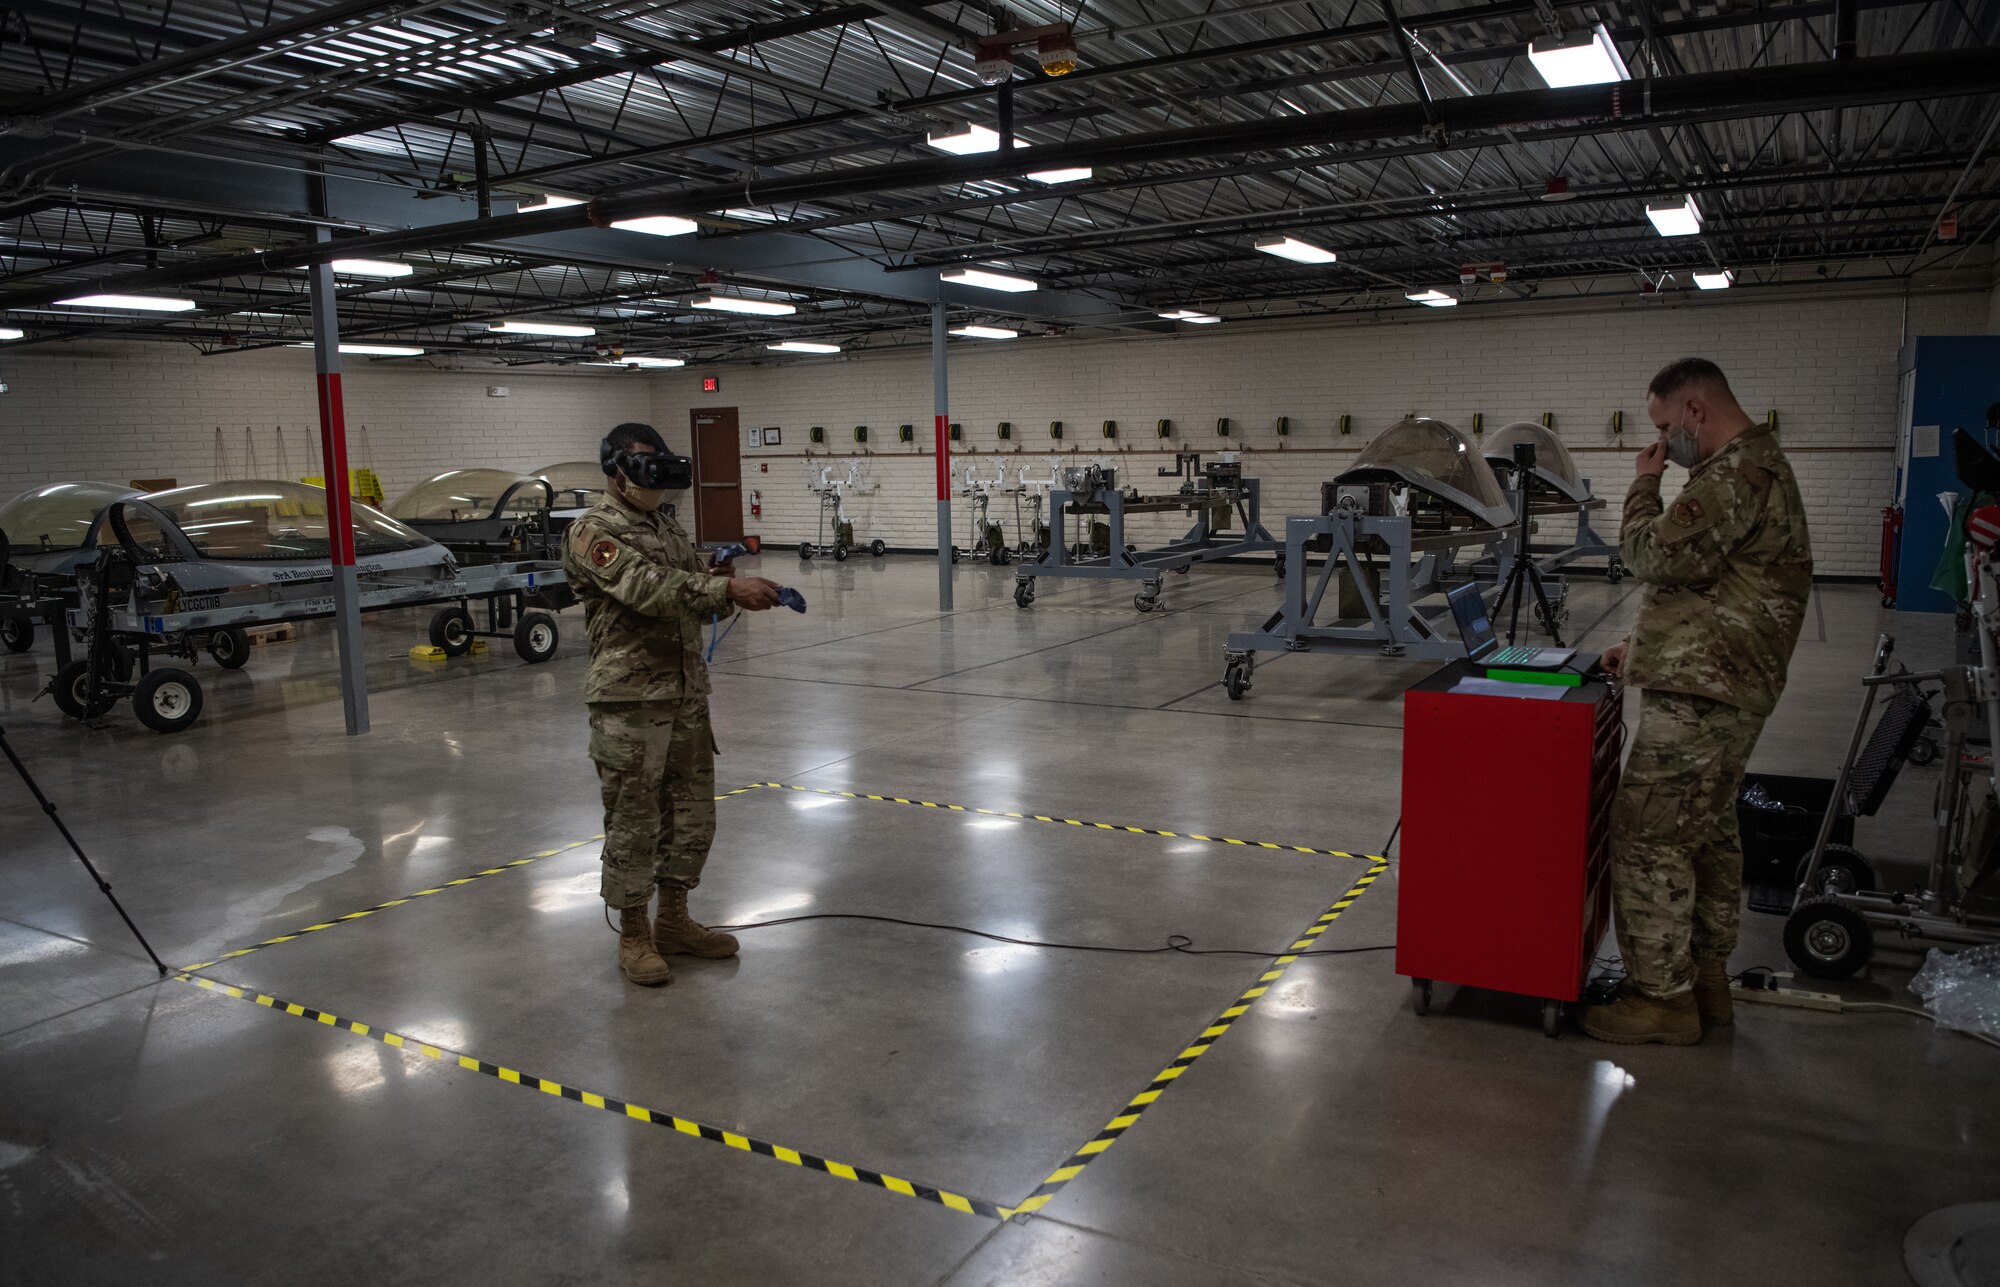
top-left (1525, 567), bottom-right (1567, 647)
top-left (0, 728), bottom-right (168, 974)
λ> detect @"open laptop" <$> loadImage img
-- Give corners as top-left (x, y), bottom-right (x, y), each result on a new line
top-left (1446, 582), bottom-right (1577, 670)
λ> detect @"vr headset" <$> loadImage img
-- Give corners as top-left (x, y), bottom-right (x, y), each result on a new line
top-left (599, 436), bottom-right (693, 491)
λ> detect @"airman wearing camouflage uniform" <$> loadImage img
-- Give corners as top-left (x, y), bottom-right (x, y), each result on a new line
top-left (566, 422), bottom-right (781, 987)
top-left (1586, 359), bottom-right (1813, 1045)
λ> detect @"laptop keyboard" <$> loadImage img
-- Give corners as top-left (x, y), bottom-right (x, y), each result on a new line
top-left (1488, 645), bottom-right (1548, 666)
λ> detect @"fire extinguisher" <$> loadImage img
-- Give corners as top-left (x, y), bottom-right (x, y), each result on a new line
top-left (750, 489), bottom-right (762, 518)
top-left (1879, 505), bottom-right (1902, 608)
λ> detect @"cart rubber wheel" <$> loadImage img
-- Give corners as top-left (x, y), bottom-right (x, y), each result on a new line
top-left (1014, 581), bottom-right (1035, 609)
top-left (1805, 843), bottom-right (1876, 897)
top-left (1224, 661), bottom-right (1251, 701)
top-left (799, 542), bottom-right (814, 560)
top-left (834, 543), bottom-right (849, 562)
top-left (988, 544), bottom-right (1007, 567)
top-left (1541, 999), bottom-right (1563, 1039)
top-left (428, 606), bottom-right (475, 657)
top-left (1908, 736), bottom-right (1938, 767)
top-left (951, 547), bottom-right (962, 564)
top-left (1412, 979), bottom-right (1432, 1016)
top-left (870, 539), bottom-right (886, 557)
top-left (133, 668), bottom-right (203, 734)
top-left (1784, 895), bottom-right (1873, 980)
top-left (513, 611), bottom-right (559, 663)
top-left (0, 618), bottom-right (31, 653)
top-left (1274, 556), bottom-right (1287, 578)
top-left (1174, 563), bottom-right (1190, 575)
top-left (51, 659), bottom-right (117, 719)
top-left (1608, 559), bottom-right (1627, 584)
top-left (209, 625), bottom-right (251, 669)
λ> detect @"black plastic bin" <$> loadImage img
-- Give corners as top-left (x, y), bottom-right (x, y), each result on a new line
top-left (1738, 773), bottom-right (1855, 914)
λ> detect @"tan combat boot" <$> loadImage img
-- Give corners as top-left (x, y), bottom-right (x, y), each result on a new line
top-left (1693, 959), bottom-right (1734, 1028)
top-left (616, 905), bottom-right (674, 986)
top-left (1581, 989), bottom-right (1702, 1045)
top-left (653, 885), bottom-right (739, 959)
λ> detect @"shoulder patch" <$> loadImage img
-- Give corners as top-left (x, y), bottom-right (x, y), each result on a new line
top-left (589, 539), bottom-right (619, 569)
top-left (1671, 497), bottom-right (1705, 527)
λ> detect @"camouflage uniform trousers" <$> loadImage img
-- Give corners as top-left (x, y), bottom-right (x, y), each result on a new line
top-left (1610, 688), bottom-right (1767, 999)
top-left (587, 694), bottom-right (716, 909)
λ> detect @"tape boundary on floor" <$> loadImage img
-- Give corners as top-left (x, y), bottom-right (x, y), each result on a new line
top-left (1006, 858), bottom-right (1390, 1217)
top-left (172, 970), bottom-right (1011, 1220)
top-left (750, 783), bottom-right (1386, 861)
top-left (175, 787), bottom-right (761, 974)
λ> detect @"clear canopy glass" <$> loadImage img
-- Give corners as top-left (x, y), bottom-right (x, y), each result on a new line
top-left (389, 470), bottom-right (550, 522)
top-left (1, 481), bottom-right (138, 553)
top-left (1485, 422), bottom-right (1587, 500)
top-left (535, 461), bottom-right (610, 509)
top-left (1339, 418), bottom-right (1513, 526)
top-left (139, 480), bottom-right (432, 560)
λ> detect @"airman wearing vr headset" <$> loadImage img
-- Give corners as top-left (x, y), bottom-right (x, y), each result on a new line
top-left (565, 422), bottom-right (783, 988)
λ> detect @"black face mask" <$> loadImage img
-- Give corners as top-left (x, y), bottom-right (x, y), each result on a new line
top-left (611, 450), bottom-right (692, 492)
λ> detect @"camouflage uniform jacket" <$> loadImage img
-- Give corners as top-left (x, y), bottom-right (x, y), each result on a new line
top-left (563, 493), bottom-right (732, 704)
top-left (1622, 421), bottom-right (1813, 717)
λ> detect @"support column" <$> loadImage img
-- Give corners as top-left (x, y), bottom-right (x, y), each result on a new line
top-left (933, 300), bottom-right (953, 612)
top-left (309, 226), bottom-right (370, 735)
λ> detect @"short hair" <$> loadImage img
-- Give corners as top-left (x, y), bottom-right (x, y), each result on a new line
top-left (606, 422), bottom-right (667, 455)
top-left (1648, 357), bottom-right (1735, 403)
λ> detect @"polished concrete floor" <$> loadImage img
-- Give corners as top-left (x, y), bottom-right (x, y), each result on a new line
top-left (0, 555), bottom-right (1993, 1285)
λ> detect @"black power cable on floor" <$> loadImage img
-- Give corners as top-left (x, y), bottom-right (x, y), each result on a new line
top-left (710, 912), bottom-right (1396, 959)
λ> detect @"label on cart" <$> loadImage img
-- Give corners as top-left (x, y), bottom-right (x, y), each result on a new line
top-left (177, 594), bottom-right (222, 613)
top-left (146, 616), bottom-right (166, 634)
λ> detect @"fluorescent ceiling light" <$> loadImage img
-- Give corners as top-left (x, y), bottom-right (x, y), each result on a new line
top-left (1027, 167), bottom-right (1092, 184)
top-left (1693, 269), bottom-right (1735, 290)
top-left (54, 293), bottom-right (198, 312)
top-left (1158, 309), bottom-right (1221, 324)
top-left (489, 320), bottom-right (596, 337)
top-left (329, 258), bottom-right (413, 278)
top-left (517, 193), bottom-right (584, 213)
top-left (768, 341), bottom-right (842, 354)
top-left (1527, 24), bottom-right (1631, 89)
top-left (1646, 195), bottom-right (1703, 237)
top-left (289, 342), bottom-right (427, 356)
top-left (0, 326), bottom-right (21, 339)
top-left (1254, 235), bottom-right (1337, 264)
top-left (949, 324), bottom-right (1018, 340)
top-left (927, 123), bottom-right (1001, 155)
top-left (690, 295), bottom-right (796, 316)
top-left (941, 267), bottom-right (1038, 293)
top-left (582, 356), bottom-right (685, 368)
top-left (610, 215), bottom-right (698, 237)
top-left (1405, 289), bottom-right (1458, 308)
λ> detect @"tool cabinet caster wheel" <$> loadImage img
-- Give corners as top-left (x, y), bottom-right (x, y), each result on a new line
top-left (870, 539), bottom-right (886, 557)
top-left (834, 544), bottom-right (849, 562)
top-left (1880, 594), bottom-right (1895, 609)
top-left (1, 618), bottom-right (32, 652)
top-left (1541, 999), bottom-right (1563, 1039)
top-left (1223, 660), bottom-right (1251, 701)
top-left (513, 611), bottom-right (559, 663)
top-left (1014, 581), bottom-right (1035, 609)
top-left (1784, 896), bottom-right (1873, 979)
top-left (133, 668), bottom-right (203, 733)
top-left (209, 625), bottom-right (251, 669)
top-left (428, 606), bottom-right (475, 657)
top-left (1412, 979), bottom-right (1432, 1016)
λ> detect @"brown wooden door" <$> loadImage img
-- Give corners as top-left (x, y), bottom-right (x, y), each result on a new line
top-left (689, 407), bottom-right (743, 544)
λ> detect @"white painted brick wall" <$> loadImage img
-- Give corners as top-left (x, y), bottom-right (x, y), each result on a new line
top-left (652, 289), bottom-right (1989, 576)
top-left (0, 345), bottom-right (659, 503)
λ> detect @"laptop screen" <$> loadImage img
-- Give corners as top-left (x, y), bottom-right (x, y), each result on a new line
top-left (1446, 583), bottom-right (1497, 659)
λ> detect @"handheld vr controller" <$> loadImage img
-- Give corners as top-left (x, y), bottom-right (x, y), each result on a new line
top-left (778, 587), bottom-right (807, 613)
top-left (709, 542), bottom-right (750, 567)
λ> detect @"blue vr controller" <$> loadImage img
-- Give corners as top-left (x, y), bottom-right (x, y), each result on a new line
top-left (707, 544), bottom-right (804, 612)
top-left (778, 587), bottom-right (807, 613)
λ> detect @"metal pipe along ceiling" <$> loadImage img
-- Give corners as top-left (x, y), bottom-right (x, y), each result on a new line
top-left (3, 47), bottom-right (1995, 312)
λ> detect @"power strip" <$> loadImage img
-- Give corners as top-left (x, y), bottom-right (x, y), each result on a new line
top-left (1730, 973), bottom-right (1844, 1013)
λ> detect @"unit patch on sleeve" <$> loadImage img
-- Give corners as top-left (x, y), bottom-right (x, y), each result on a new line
top-left (1670, 497), bottom-right (1706, 527)
top-left (590, 539), bottom-right (620, 568)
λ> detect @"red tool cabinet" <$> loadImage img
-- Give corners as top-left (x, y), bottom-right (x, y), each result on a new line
top-left (1396, 662), bottom-right (1623, 1037)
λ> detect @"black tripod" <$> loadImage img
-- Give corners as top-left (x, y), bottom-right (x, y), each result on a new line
top-left (1490, 441), bottom-right (1568, 648)
top-left (0, 723), bottom-right (167, 975)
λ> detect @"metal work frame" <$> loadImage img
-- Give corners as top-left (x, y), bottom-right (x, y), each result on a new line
top-left (1014, 476), bottom-right (1279, 612)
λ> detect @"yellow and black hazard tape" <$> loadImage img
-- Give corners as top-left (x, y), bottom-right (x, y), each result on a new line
top-left (177, 787), bottom-right (761, 974)
top-left (750, 783), bottom-right (1384, 861)
top-left (1008, 858), bottom-right (1389, 1216)
top-left (173, 971), bottom-right (1012, 1220)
